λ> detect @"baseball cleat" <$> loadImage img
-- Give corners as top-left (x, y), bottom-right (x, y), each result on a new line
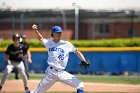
top-left (25, 86), bottom-right (29, 91)
top-left (25, 90), bottom-right (30, 93)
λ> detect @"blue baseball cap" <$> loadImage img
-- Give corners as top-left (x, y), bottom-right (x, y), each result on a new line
top-left (52, 26), bottom-right (63, 33)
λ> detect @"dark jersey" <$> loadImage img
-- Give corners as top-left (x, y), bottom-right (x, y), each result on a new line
top-left (5, 44), bottom-right (24, 61)
top-left (21, 42), bottom-right (29, 56)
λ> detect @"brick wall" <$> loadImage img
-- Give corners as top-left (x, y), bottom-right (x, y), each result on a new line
top-left (0, 29), bottom-right (73, 40)
top-left (0, 22), bottom-right (140, 40)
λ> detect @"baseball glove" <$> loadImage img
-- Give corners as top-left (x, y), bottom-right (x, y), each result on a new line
top-left (80, 61), bottom-right (90, 68)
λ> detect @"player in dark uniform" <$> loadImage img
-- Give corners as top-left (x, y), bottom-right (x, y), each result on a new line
top-left (0, 34), bottom-right (29, 91)
top-left (14, 34), bottom-right (32, 80)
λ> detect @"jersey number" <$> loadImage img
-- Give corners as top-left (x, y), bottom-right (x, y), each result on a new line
top-left (58, 54), bottom-right (64, 60)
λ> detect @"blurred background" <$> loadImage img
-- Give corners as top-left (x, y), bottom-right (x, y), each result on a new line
top-left (0, 0), bottom-right (140, 76)
top-left (0, 0), bottom-right (140, 40)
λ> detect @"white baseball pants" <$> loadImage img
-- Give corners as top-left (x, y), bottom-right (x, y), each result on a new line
top-left (31, 66), bottom-right (84, 93)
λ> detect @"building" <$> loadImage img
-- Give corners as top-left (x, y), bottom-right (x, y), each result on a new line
top-left (0, 10), bottom-right (140, 40)
top-left (0, 0), bottom-right (140, 40)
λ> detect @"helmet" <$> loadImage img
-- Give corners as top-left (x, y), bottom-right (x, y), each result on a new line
top-left (21, 34), bottom-right (26, 38)
top-left (12, 34), bottom-right (20, 41)
top-left (52, 26), bottom-right (63, 33)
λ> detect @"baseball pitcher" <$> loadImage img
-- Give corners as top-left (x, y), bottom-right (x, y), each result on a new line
top-left (26, 24), bottom-right (90, 93)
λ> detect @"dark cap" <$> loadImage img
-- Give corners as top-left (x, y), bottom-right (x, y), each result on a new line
top-left (12, 34), bottom-right (20, 41)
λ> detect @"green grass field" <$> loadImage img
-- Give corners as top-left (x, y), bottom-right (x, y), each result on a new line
top-left (0, 72), bottom-right (140, 84)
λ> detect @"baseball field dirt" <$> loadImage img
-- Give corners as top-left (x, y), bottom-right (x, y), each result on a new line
top-left (0, 80), bottom-right (140, 93)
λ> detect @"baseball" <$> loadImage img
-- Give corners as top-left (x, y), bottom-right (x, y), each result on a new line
top-left (32, 24), bottom-right (38, 30)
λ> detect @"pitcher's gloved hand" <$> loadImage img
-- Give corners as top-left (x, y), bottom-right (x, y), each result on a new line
top-left (80, 61), bottom-right (90, 68)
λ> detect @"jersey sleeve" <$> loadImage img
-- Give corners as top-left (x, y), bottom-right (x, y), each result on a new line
top-left (41, 38), bottom-right (49, 48)
top-left (67, 41), bottom-right (78, 53)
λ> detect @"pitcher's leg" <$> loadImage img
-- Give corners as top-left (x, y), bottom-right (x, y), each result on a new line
top-left (59, 71), bottom-right (84, 93)
top-left (31, 69), bottom-right (57, 93)
top-left (31, 76), bottom-right (55, 93)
